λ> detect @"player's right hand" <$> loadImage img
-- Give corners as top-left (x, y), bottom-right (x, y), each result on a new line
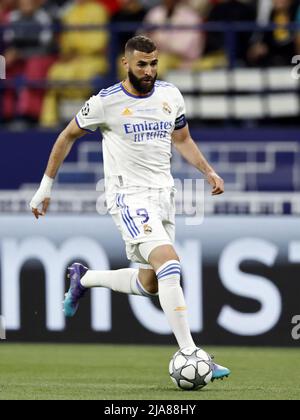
top-left (29, 175), bottom-right (54, 219)
top-left (30, 195), bottom-right (51, 219)
top-left (206, 171), bottom-right (225, 196)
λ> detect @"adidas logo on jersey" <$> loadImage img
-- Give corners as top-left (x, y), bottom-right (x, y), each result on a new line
top-left (122, 108), bottom-right (133, 116)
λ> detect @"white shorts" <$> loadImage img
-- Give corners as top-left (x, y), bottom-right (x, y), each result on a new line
top-left (107, 186), bottom-right (176, 265)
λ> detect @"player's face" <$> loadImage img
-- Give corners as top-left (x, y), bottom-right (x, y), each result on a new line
top-left (125, 50), bottom-right (158, 94)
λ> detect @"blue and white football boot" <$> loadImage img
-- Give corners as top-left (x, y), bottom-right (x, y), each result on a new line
top-left (210, 356), bottom-right (231, 381)
top-left (63, 263), bottom-right (89, 318)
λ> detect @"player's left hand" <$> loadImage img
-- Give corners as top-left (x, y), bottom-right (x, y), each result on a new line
top-left (206, 171), bottom-right (225, 195)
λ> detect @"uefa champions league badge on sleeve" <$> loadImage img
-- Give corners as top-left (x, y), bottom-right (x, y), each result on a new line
top-left (0, 316), bottom-right (6, 340)
top-left (81, 103), bottom-right (90, 117)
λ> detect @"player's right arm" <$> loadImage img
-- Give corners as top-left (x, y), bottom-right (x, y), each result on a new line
top-left (30, 119), bottom-right (86, 219)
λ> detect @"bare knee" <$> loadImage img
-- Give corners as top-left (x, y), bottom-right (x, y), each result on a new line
top-left (148, 245), bottom-right (180, 272)
top-left (138, 269), bottom-right (158, 295)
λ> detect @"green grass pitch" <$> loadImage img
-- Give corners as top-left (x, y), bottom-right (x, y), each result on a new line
top-left (0, 344), bottom-right (299, 400)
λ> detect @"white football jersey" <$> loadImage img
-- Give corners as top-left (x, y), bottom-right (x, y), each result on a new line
top-left (76, 81), bottom-right (187, 194)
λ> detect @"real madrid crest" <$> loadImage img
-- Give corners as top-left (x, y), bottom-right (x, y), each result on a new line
top-left (143, 224), bottom-right (153, 235)
top-left (162, 102), bottom-right (172, 115)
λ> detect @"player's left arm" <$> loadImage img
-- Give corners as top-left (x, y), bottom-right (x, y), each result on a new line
top-left (172, 124), bottom-right (224, 195)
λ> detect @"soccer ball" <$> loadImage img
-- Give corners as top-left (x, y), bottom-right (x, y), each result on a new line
top-left (169, 347), bottom-right (213, 391)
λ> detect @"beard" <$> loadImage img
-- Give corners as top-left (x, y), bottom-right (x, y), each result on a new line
top-left (128, 70), bottom-right (157, 94)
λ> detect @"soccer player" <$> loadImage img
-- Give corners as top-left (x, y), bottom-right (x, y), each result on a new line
top-left (30, 36), bottom-right (230, 381)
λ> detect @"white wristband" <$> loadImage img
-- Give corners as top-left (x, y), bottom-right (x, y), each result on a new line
top-left (29, 174), bottom-right (54, 210)
top-left (40, 174), bottom-right (54, 196)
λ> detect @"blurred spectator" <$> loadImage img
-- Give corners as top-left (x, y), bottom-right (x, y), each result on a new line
top-left (111, 0), bottom-right (146, 80)
top-left (96, 0), bottom-right (121, 16)
top-left (188, 0), bottom-right (211, 18)
top-left (139, 0), bottom-right (161, 9)
top-left (39, 0), bottom-right (70, 19)
top-left (196, 0), bottom-right (256, 70)
top-left (40, 0), bottom-right (109, 128)
top-left (39, 0), bottom-right (121, 16)
top-left (0, 0), bottom-right (17, 23)
top-left (248, 0), bottom-right (299, 66)
top-left (2, 0), bottom-right (56, 124)
top-left (111, 0), bottom-right (146, 54)
top-left (254, 0), bottom-right (273, 25)
top-left (142, 0), bottom-right (204, 77)
top-left (0, 0), bottom-right (17, 55)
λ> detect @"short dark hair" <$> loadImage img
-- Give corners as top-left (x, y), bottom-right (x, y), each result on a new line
top-left (125, 36), bottom-right (157, 55)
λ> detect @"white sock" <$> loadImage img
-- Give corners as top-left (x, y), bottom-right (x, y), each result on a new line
top-left (157, 260), bottom-right (196, 349)
top-left (80, 268), bottom-right (156, 297)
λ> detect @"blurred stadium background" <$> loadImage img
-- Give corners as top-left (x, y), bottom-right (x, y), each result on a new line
top-left (0, 0), bottom-right (300, 400)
